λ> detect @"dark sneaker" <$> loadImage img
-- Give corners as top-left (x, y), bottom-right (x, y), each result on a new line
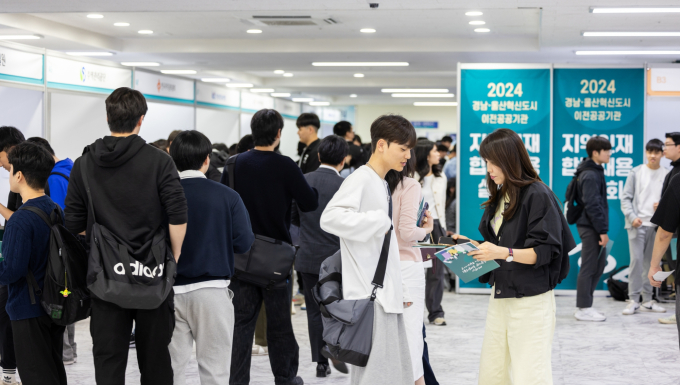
top-left (316, 363), bottom-right (331, 377)
top-left (320, 347), bottom-right (349, 374)
top-left (285, 376), bottom-right (304, 385)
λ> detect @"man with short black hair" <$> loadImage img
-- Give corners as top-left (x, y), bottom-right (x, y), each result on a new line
top-left (574, 136), bottom-right (612, 322)
top-left (292, 135), bottom-right (349, 378)
top-left (0, 126), bottom-right (26, 221)
top-left (440, 135), bottom-right (453, 149)
top-left (65, 86), bottom-right (188, 385)
top-left (222, 108), bottom-right (318, 385)
top-left (334, 121), bottom-right (365, 171)
top-left (297, 113), bottom-right (321, 174)
top-left (168, 130), bottom-right (254, 385)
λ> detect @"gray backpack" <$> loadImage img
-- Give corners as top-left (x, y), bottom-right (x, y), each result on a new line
top-left (313, 194), bottom-right (392, 367)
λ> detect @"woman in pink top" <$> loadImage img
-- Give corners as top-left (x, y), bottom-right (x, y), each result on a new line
top-left (387, 156), bottom-right (433, 385)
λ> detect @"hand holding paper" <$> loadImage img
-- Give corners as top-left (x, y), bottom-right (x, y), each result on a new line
top-left (652, 270), bottom-right (674, 282)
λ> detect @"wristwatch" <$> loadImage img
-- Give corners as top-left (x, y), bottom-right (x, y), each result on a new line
top-left (506, 248), bottom-right (514, 262)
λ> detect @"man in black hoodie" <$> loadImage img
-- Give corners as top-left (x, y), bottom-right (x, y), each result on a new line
top-left (65, 87), bottom-right (187, 385)
top-left (662, 132), bottom-right (680, 197)
top-left (574, 136), bottom-right (611, 322)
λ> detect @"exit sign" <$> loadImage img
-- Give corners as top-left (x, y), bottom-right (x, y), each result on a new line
top-left (411, 121), bottom-right (438, 129)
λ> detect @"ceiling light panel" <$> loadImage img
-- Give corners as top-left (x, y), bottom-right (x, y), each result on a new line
top-left (350, 94), bottom-right (358, 98)
top-left (138, 30), bottom-right (153, 34)
top-left (201, 78), bottom-right (230, 82)
top-left (575, 50), bottom-right (680, 55)
top-left (475, 28), bottom-right (490, 33)
top-left (309, 102), bottom-right (330, 106)
top-left (114, 22), bottom-right (129, 27)
top-left (469, 21), bottom-right (486, 25)
top-left (414, 102), bottom-right (458, 106)
top-left (0, 35), bottom-right (41, 40)
top-left (87, 14), bottom-right (104, 19)
top-left (121, 62), bottom-right (160, 66)
top-left (465, 11), bottom-right (483, 16)
top-left (66, 52), bottom-right (114, 56)
top-left (247, 29), bottom-right (263, 34)
top-left (251, 88), bottom-right (275, 93)
top-left (292, 98), bottom-right (314, 102)
top-left (354, 73), bottom-right (365, 78)
top-left (160, 70), bottom-right (197, 74)
top-left (591, 7), bottom-right (680, 13)
top-left (583, 32), bottom-right (680, 37)
top-left (360, 28), bottom-right (376, 33)
top-left (392, 93), bottom-right (454, 98)
top-left (271, 93), bottom-right (291, 97)
top-left (312, 62), bottom-right (409, 67)
top-left (227, 83), bottom-right (254, 88)
top-left (283, 73), bottom-right (294, 77)
top-left (382, 89), bottom-right (449, 93)
top-left (274, 70), bottom-right (285, 74)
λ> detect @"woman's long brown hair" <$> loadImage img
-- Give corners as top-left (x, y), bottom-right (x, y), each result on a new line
top-left (479, 128), bottom-right (541, 220)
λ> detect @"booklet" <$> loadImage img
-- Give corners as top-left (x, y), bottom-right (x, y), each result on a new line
top-left (416, 198), bottom-right (429, 227)
top-left (653, 270), bottom-right (675, 282)
top-left (434, 242), bottom-right (500, 283)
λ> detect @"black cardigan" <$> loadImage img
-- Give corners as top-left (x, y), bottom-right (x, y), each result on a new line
top-left (478, 181), bottom-right (576, 299)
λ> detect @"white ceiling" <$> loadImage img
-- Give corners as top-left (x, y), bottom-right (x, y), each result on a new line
top-left (1, 0), bottom-right (680, 104)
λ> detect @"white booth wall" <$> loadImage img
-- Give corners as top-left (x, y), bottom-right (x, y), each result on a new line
top-left (646, 96), bottom-right (680, 169)
top-left (138, 102), bottom-right (195, 144)
top-left (280, 118), bottom-right (299, 160)
top-left (49, 91), bottom-right (109, 162)
top-left (196, 107), bottom-right (240, 147)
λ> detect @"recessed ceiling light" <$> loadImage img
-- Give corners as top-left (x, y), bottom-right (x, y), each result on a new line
top-left (160, 70), bottom-right (197, 75)
top-left (354, 73), bottom-right (365, 78)
top-left (312, 62), bottom-right (409, 67)
top-left (392, 93), bottom-right (454, 98)
top-left (292, 98), bottom-right (314, 102)
top-left (114, 22), bottom-right (130, 27)
top-left (227, 83), bottom-right (254, 88)
top-left (87, 14), bottom-right (104, 19)
top-left (465, 11), bottom-right (483, 16)
top-left (283, 73), bottom-right (294, 77)
top-left (121, 62), bottom-right (160, 66)
top-left (251, 88), bottom-right (275, 93)
top-left (201, 78), bottom-right (231, 82)
top-left (414, 102), bottom-right (459, 106)
top-left (138, 30), bottom-right (153, 34)
top-left (360, 28), bottom-right (376, 33)
top-left (0, 35), bottom-right (42, 40)
top-left (247, 29), bottom-right (263, 34)
top-left (583, 31), bottom-right (680, 37)
top-left (350, 94), bottom-right (358, 98)
top-left (271, 93), bottom-right (291, 97)
top-left (575, 50), bottom-right (680, 55)
top-left (475, 28), bottom-right (490, 33)
top-left (382, 88), bottom-right (449, 93)
top-left (310, 101), bottom-right (330, 106)
top-left (591, 7), bottom-right (680, 13)
top-left (66, 52), bottom-right (114, 57)
top-left (469, 21), bottom-right (486, 25)
top-left (274, 70), bottom-right (285, 74)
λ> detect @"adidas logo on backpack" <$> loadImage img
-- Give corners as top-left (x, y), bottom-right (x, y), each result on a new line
top-left (113, 261), bottom-right (165, 278)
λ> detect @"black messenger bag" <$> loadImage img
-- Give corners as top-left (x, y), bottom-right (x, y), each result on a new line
top-left (225, 155), bottom-right (297, 289)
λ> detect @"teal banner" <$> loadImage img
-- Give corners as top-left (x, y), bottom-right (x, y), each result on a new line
top-left (552, 68), bottom-right (644, 291)
top-left (459, 67), bottom-right (551, 289)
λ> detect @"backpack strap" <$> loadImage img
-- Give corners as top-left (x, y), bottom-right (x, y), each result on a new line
top-left (225, 154), bottom-right (238, 190)
top-left (17, 205), bottom-right (56, 305)
top-left (370, 186), bottom-right (393, 300)
top-left (79, 155), bottom-right (97, 224)
top-left (44, 171), bottom-right (69, 198)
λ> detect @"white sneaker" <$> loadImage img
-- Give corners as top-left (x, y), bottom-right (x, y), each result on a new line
top-left (659, 315), bottom-right (677, 324)
top-left (252, 345), bottom-right (268, 356)
top-left (2, 373), bottom-right (20, 385)
top-left (622, 300), bottom-right (640, 315)
top-left (575, 307), bottom-right (606, 322)
top-left (640, 300), bottom-right (666, 313)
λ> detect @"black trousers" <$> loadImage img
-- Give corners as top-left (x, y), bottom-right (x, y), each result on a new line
top-left (422, 324), bottom-right (439, 385)
top-left (0, 285), bottom-right (16, 370)
top-left (425, 220), bottom-right (446, 321)
top-left (12, 315), bottom-right (66, 385)
top-left (90, 295), bottom-right (175, 385)
top-left (299, 272), bottom-right (327, 365)
top-left (230, 278), bottom-right (299, 385)
top-left (576, 226), bottom-right (607, 308)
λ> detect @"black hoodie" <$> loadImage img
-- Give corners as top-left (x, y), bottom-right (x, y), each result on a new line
top-left (65, 135), bottom-right (187, 251)
top-left (575, 158), bottom-right (608, 234)
top-left (662, 159), bottom-right (680, 197)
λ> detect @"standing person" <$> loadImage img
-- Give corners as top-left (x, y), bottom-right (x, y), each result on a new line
top-left (620, 139), bottom-right (668, 315)
top-left (414, 140), bottom-right (448, 326)
top-left (454, 128), bottom-right (575, 385)
top-left (291, 135), bottom-right (349, 378)
top-left (168, 131), bottom-right (254, 385)
top-left (320, 114), bottom-right (417, 385)
top-left (443, 144), bottom-right (457, 180)
top-left (0, 141), bottom-right (65, 385)
top-left (445, 177), bottom-right (456, 235)
top-left (436, 144), bottom-right (448, 168)
top-left (334, 121), bottom-right (365, 171)
top-left (296, 113), bottom-right (321, 174)
top-left (221, 109), bottom-right (318, 385)
top-left (387, 151), bottom-right (434, 385)
top-left (658, 132), bottom-right (680, 325)
top-left (574, 136), bottom-right (611, 322)
top-left (25, 137), bottom-right (79, 365)
top-left (0, 126), bottom-right (24, 385)
top-left (65, 87), bottom-right (188, 385)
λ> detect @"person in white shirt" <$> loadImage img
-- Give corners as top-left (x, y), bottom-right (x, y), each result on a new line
top-left (320, 114), bottom-right (417, 385)
top-left (620, 139), bottom-right (669, 315)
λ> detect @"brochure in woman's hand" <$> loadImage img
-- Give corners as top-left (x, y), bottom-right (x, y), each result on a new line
top-left (435, 243), bottom-right (500, 283)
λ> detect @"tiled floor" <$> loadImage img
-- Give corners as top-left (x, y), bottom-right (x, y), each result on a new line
top-left (59, 291), bottom-right (679, 385)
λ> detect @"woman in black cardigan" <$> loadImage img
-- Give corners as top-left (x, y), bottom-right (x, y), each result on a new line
top-left (455, 129), bottom-right (575, 385)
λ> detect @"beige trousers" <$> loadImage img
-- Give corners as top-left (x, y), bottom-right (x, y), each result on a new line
top-left (478, 289), bottom-right (556, 385)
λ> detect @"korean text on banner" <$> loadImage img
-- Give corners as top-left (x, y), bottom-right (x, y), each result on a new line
top-left (459, 67), bottom-right (551, 290)
top-left (0, 46), bottom-right (43, 84)
top-left (47, 56), bottom-right (131, 93)
top-left (552, 68), bottom-right (644, 291)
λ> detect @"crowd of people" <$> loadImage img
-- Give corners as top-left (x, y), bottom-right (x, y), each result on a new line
top-left (0, 85), bottom-right (675, 385)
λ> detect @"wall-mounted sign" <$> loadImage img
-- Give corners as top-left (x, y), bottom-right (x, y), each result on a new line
top-left (274, 98), bottom-right (301, 119)
top-left (47, 56), bottom-right (131, 93)
top-left (134, 70), bottom-right (194, 103)
top-left (241, 91), bottom-right (274, 112)
top-left (648, 67), bottom-right (680, 95)
top-left (196, 82), bottom-right (240, 109)
top-left (0, 46), bottom-right (43, 85)
top-left (411, 121), bottom-right (439, 129)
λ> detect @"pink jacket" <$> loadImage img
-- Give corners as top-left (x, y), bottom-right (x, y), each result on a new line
top-left (393, 177), bottom-right (429, 262)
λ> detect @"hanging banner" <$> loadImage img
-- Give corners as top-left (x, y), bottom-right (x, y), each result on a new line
top-left (553, 67), bottom-right (644, 291)
top-left (47, 56), bottom-right (131, 93)
top-left (241, 91), bottom-right (274, 112)
top-left (274, 98), bottom-right (301, 120)
top-left (196, 82), bottom-right (240, 109)
top-left (0, 46), bottom-right (43, 85)
top-left (458, 64), bottom-right (551, 291)
top-left (134, 70), bottom-right (194, 103)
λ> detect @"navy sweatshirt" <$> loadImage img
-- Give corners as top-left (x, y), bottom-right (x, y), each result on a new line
top-left (176, 176), bottom-right (254, 286)
top-left (0, 195), bottom-right (59, 320)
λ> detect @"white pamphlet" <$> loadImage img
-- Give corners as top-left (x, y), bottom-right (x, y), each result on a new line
top-left (653, 270), bottom-right (675, 282)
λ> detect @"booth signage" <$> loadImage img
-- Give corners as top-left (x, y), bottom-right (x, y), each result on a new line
top-left (649, 68), bottom-right (680, 93)
top-left (134, 71), bottom-right (194, 103)
top-left (274, 98), bottom-right (301, 119)
top-left (458, 66), bottom-right (551, 290)
top-left (0, 46), bottom-right (43, 84)
top-left (553, 68), bottom-right (644, 291)
top-left (47, 56), bottom-right (131, 93)
top-left (196, 82), bottom-right (240, 109)
top-left (411, 121), bottom-right (439, 129)
top-left (241, 91), bottom-right (274, 112)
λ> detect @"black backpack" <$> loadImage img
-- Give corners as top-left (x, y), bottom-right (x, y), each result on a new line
top-left (22, 205), bottom-right (91, 325)
top-left (606, 265), bottom-right (629, 302)
top-left (564, 175), bottom-right (584, 225)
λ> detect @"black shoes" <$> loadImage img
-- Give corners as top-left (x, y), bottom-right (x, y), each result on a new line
top-left (316, 364), bottom-right (331, 378)
top-left (320, 347), bottom-right (349, 374)
top-left (286, 376), bottom-right (304, 385)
